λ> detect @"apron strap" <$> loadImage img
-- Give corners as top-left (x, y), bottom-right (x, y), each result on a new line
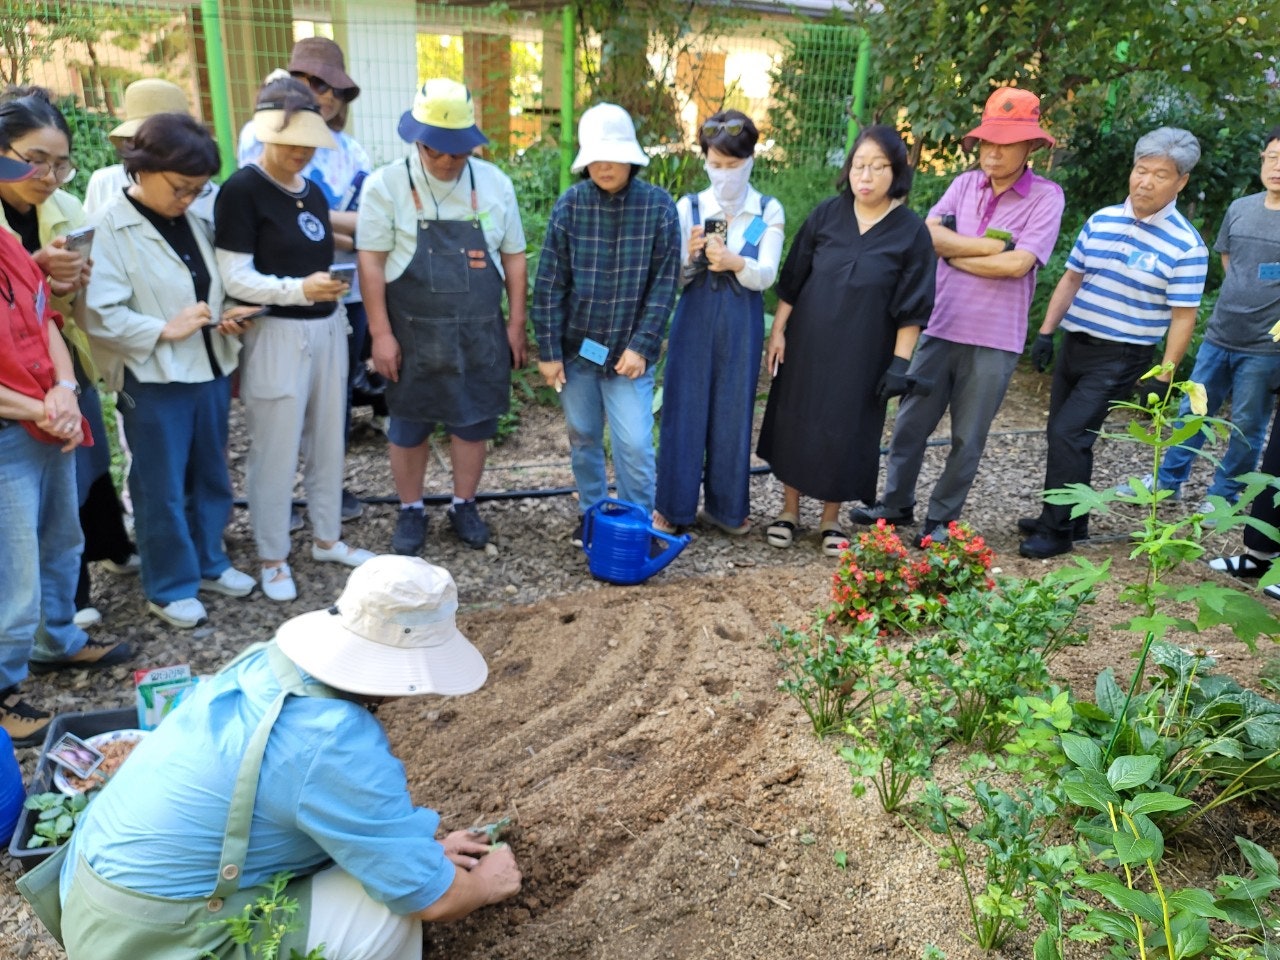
top-left (210, 642), bottom-right (342, 900)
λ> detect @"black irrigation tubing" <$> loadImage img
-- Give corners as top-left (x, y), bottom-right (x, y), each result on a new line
top-left (231, 428), bottom-right (1048, 510)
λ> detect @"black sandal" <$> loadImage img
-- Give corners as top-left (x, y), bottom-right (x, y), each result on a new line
top-left (1208, 553), bottom-right (1272, 579)
top-left (821, 528), bottom-right (850, 557)
top-left (766, 513), bottom-right (798, 548)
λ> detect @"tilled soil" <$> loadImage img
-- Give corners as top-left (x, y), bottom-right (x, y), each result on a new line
top-left (3, 367), bottom-right (1278, 960)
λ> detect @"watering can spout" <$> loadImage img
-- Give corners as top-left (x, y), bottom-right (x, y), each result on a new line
top-left (580, 498), bottom-right (690, 585)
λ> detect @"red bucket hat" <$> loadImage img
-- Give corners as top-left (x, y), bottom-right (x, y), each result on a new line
top-left (961, 88), bottom-right (1054, 152)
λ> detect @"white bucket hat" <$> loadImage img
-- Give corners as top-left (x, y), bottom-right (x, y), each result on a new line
top-left (275, 557), bottom-right (487, 697)
top-left (110, 79), bottom-right (190, 139)
top-left (570, 102), bottom-right (649, 174)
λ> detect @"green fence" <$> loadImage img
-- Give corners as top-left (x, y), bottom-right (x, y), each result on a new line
top-left (2, 0), bottom-right (867, 218)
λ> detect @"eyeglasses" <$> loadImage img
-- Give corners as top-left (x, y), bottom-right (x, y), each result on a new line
top-left (8, 148), bottom-right (76, 185)
top-left (160, 173), bottom-right (212, 202)
top-left (702, 118), bottom-right (746, 138)
top-left (1262, 151), bottom-right (1280, 167)
top-left (421, 144), bottom-right (470, 161)
top-left (850, 162), bottom-right (891, 176)
top-left (291, 72), bottom-right (356, 103)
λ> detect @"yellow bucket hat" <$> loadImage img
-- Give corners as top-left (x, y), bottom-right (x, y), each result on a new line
top-left (397, 78), bottom-right (489, 153)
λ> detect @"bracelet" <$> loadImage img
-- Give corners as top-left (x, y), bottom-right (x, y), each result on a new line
top-left (55, 379), bottom-right (81, 396)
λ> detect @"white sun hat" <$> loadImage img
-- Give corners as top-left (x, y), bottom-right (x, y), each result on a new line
top-left (274, 557), bottom-right (487, 697)
top-left (570, 102), bottom-right (649, 174)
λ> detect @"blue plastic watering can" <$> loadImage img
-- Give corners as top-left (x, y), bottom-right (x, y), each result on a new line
top-left (0, 727), bottom-right (24, 844)
top-left (581, 498), bottom-right (690, 585)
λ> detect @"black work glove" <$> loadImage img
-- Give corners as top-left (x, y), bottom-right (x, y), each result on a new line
top-left (1030, 333), bottom-right (1055, 373)
top-left (877, 356), bottom-right (912, 402)
top-left (938, 213), bottom-right (957, 231)
top-left (906, 374), bottom-right (933, 398)
top-left (1134, 377), bottom-right (1172, 404)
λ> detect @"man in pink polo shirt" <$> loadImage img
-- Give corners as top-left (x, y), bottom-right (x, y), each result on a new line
top-left (850, 87), bottom-right (1065, 546)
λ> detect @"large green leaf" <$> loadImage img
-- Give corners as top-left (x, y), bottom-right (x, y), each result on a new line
top-left (1095, 670), bottom-right (1126, 720)
top-left (1112, 831), bottom-right (1157, 865)
top-left (1077, 875), bottom-right (1163, 924)
top-left (1237, 836), bottom-right (1279, 878)
top-left (1124, 792), bottom-right (1194, 817)
top-left (1061, 732), bottom-right (1104, 772)
top-left (1107, 754), bottom-right (1159, 790)
top-left (1063, 770), bottom-right (1120, 812)
top-left (1164, 888), bottom-right (1228, 920)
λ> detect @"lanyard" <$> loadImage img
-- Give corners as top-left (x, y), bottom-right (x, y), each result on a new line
top-left (406, 157), bottom-right (478, 223)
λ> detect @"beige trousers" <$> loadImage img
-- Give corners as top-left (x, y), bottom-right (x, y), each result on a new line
top-left (240, 308), bottom-right (348, 560)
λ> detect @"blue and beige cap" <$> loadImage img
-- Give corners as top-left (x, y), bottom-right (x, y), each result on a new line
top-left (397, 78), bottom-right (490, 154)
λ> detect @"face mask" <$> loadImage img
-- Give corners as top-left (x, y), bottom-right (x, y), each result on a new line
top-left (705, 156), bottom-right (753, 216)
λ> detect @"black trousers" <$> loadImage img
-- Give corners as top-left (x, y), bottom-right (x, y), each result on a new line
top-left (1244, 398), bottom-right (1280, 554)
top-left (1038, 331), bottom-right (1155, 536)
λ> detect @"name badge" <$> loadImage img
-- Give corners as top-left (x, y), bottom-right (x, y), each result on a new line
top-left (1126, 250), bottom-right (1159, 272)
top-left (579, 337), bottom-right (609, 365)
top-left (1259, 263), bottom-right (1280, 281)
top-left (742, 216), bottom-right (766, 246)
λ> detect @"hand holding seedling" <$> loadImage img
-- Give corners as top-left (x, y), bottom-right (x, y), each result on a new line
top-left (442, 829), bottom-right (492, 869)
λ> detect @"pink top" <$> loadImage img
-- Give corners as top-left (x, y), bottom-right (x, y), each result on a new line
top-left (925, 167), bottom-right (1065, 353)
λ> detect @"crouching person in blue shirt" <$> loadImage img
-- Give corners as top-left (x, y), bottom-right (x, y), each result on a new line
top-left (38, 556), bottom-right (520, 959)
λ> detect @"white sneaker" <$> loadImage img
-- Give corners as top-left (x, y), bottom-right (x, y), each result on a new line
top-left (1114, 474), bottom-right (1182, 501)
top-left (101, 553), bottom-right (141, 576)
top-left (1196, 499), bottom-right (1223, 528)
top-left (261, 563), bottom-right (297, 602)
top-left (72, 607), bottom-right (102, 629)
top-left (311, 541), bottom-right (376, 567)
top-left (147, 597), bottom-right (208, 629)
top-left (200, 567), bottom-right (256, 598)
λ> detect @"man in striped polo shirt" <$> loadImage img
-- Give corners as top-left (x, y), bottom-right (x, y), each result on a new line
top-left (1019, 127), bottom-right (1208, 559)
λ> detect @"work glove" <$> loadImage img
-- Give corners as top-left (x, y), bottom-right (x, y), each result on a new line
top-left (877, 356), bottom-right (912, 402)
top-left (1030, 333), bottom-right (1055, 373)
top-left (906, 374), bottom-right (933, 398)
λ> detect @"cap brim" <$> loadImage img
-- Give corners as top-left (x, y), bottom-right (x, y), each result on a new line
top-left (962, 122), bottom-right (1055, 153)
top-left (0, 155), bottom-right (35, 182)
top-left (397, 111), bottom-right (489, 152)
top-left (289, 62), bottom-right (359, 102)
top-left (275, 607), bottom-right (488, 697)
top-left (253, 109), bottom-right (338, 150)
top-left (570, 142), bottom-right (650, 174)
top-left (109, 117), bottom-right (142, 139)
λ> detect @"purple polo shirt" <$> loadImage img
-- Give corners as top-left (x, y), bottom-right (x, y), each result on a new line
top-left (926, 167), bottom-right (1065, 353)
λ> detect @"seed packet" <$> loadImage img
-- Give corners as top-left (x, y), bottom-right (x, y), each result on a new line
top-left (134, 665), bottom-right (197, 730)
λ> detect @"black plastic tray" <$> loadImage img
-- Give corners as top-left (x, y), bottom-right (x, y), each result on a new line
top-left (7, 707), bottom-right (134, 872)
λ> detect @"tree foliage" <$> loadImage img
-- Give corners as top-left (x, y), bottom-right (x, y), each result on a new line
top-left (856, 0), bottom-right (1279, 163)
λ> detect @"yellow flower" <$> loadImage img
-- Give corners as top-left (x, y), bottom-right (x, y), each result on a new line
top-left (1185, 381), bottom-right (1208, 416)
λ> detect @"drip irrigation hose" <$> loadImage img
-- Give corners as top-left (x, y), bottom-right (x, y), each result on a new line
top-left (231, 428), bottom-right (1049, 510)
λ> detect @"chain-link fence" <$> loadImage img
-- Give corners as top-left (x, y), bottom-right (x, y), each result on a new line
top-left (2, 1), bottom-right (867, 215)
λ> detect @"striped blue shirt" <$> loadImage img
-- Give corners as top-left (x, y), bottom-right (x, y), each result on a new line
top-left (1060, 198), bottom-right (1207, 345)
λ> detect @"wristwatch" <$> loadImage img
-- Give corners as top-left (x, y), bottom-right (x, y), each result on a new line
top-left (55, 379), bottom-right (81, 396)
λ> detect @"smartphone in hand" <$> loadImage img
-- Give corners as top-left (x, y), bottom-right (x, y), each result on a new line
top-left (329, 263), bottom-right (357, 286)
top-left (703, 218), bottom-right (728, 243)
top-left (62, 226), bottom-right (95, 256)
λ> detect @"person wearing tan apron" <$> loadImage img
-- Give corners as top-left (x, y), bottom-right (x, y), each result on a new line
top-left (21, 557), bottom-right (522, 958)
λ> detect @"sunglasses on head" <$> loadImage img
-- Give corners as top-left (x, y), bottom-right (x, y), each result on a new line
top-left (292, 72), bottom-right (356, 102)
top-left (702, 118), bottom-right (746, 138)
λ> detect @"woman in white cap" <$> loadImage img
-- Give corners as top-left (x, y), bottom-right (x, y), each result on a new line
top-left (532, 103), bottom-right (681, 543)
top-left (83, 78), bottom-right (215, 223)
top-left (653, 110), bottom-right (784, 539)
top-left (47, 557), bottom-right (522, 959)
top-left (83, 114), bottom-right (261, 628)
top-left (215, 77), bottom-right (374, 603)
top-left (240, 37), bottom-right (373, 524)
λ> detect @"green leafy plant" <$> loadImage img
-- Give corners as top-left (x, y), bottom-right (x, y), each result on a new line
top-left (201, 872), bottom-right (326, 960)
top-left (21, 791), bottom-right (88, 848)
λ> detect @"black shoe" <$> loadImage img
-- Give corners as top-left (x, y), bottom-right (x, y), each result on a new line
top-left (913, 519), bottom-right (950, 549)
top-left (341, 489), bottom-right (364, 522)
top-left (1017, 516), bottom-right (1089, 540)
top-left (391, 506), bottom-right (428, 556)
top-left (571, 517), bottom-right (585, 548)
top-left (849, 502), bottom-right (914, 526)
top-left (1, 688), bottom-right (51, 747)
top-left (29, 638), bottom-right (133, 674)
top-left (448, 500), bottom-right (490, 549)
top-left (1019, 532), bottom-right (1074, 559)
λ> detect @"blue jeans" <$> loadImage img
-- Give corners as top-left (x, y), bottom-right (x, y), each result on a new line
top-left (120, 373), bottom-right (234, 603)
top-left (655, 278), bottom-right (763, 527)
top-left (1156, 341), bottom-right (1280, 501)
top-left (560, 364), bottom-right (656, 515)
top-left (0, 424), bottom-right (87, 690)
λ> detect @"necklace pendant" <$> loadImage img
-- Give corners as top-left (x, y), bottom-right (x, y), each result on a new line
top-left (296, 200), bottom-right (304, 210)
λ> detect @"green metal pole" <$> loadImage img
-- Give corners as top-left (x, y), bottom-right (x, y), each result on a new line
top-left (201, 0), bottom-right (236, 181)
top-left (846, 28), bottom-right (871, 153)
top-left (560, 4), bottom-right (575, 194)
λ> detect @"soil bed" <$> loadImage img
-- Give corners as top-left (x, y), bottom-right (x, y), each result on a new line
top-left (3, 367), bottom-right (1278, 960)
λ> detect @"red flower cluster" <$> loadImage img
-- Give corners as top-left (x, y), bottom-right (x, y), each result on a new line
top-left (828, 519), bottom-right (995, 633)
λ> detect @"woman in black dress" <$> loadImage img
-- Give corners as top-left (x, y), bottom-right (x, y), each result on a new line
top-left (756, 125), bottom-right (935, 555)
